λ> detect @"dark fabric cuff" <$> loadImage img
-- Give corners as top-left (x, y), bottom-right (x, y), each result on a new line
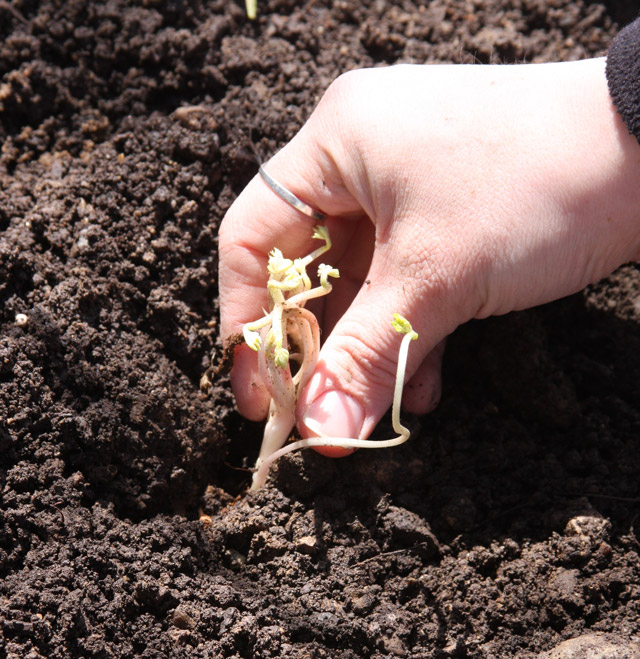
top-left (606, 16), bottom-right (640, 144)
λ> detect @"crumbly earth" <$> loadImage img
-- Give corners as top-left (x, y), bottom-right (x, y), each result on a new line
top-left (2, 1), bottom-right (640, 657)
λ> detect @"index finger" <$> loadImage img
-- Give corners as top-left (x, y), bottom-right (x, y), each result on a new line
top-left (218, 122), bottom-right (360, 342)
top-left (217, 116), bottom-right (361, 420)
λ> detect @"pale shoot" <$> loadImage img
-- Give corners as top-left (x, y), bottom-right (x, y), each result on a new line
top-left (245, 0), bottom-right (257, 20)
top-left (242, 225), bottom-right (419, 491)
top-left (251, 315), bottom-right (418, 489)
top-left (243, 226), bottom-right (338, 489)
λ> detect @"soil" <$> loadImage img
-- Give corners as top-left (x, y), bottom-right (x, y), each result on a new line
top-left (2, 1), bottom-right (640, 657)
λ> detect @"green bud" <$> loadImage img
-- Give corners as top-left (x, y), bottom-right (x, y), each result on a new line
top-left (274, 347), bottom-right (290, 368)
top-left (267, 248), bottom-right (293, 275)
top-left (318, 263), bottom-right (340, 288)
top-left (391, 313), bottom-right (418, 340)
top-left (243, 328), bottom-right (262, 351)
top-left (312, 225), bottom-right (330, 243)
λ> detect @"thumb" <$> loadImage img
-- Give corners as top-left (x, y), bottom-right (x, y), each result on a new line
top-left (295, 267), bottom-right (452, 453)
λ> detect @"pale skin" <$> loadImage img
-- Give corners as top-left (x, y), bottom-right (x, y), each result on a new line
top-left (219, 58), bottom-right (640, 449)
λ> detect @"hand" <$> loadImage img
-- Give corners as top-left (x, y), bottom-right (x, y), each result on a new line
top-left (219, 58), bottom-right (640, 445)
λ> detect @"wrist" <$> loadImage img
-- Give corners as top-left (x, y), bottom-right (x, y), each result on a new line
top-left (571, 57), bottom-right (640, 268)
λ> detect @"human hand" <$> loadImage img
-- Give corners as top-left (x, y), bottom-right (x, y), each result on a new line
top-left (219, 58), bottom-right (640, 446)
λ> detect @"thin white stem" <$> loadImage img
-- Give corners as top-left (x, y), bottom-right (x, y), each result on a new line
top-left (300, 238), bottom-right (331, 268)
top-left (252, 328), bottom-right (417, 489)
top-left (392, 330), bottom-right (414, 436)
top-left (252, 433), bottom-right (410, 489)
top-left (251, 400), bottom-right (296, 489)
top-left (245, 313), bottom-right (272, 333)
top-left (252, 333), bottom-right (296, 490)
top-left (270, 303), bottom-right (285, 351)
top-left (284, 283), bottom-right (332, 309)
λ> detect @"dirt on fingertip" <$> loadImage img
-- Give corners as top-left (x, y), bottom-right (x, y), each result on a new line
top-left (2, 1), bottom-right (640, 657)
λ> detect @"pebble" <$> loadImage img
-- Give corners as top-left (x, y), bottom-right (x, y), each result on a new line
top-left (538, 632), bottom-right (640, 658)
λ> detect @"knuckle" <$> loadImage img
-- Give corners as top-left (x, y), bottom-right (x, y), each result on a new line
top-left (316, 70), bottom-right (376, 143)
top-left (322, 69), bottom-right (361, 107)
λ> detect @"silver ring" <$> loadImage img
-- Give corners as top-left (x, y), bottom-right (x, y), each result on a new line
top-left (259, 165), bottom-right (327, 221)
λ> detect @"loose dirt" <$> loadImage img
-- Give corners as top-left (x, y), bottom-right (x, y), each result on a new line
top-left (2, 1), bottom-right (640, 657)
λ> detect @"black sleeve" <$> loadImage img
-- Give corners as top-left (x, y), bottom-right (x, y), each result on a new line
top-left (606, 17), bottom-right (640, 144)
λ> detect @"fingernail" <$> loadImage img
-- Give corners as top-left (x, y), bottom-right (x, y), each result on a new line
top-left (302, 390), bottom-right (365, 439)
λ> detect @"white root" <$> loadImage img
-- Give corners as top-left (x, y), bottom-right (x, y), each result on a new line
top-left (252, 326), bottom-right (417, 488)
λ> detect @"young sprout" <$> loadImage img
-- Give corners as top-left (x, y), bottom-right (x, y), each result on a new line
top-left (243, 226), bottom-right (338, 489)
top-left (251, 314), bottom-right (418, 489)
top-left (243, 226), bottom-right (419, 490)
top-left (245, 0), bottom-right (257, 20)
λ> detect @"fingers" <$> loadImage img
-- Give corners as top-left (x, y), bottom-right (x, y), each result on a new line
top-left (402, 339), bottom-right (446, 415)
top-left (228, 213), bottom-right (370, 420)
top-left (221, 68), bottom-right (463, 429)
top-left (295, 245), bottom-right (459, 443)
top-left (219, 110), bottom-right (360, 342)
top-left (230, 344), bottom-right (270, 422)
top-left (296, 342), bottom-right (446, 458)
top-left (219, 87), bottom-right (364, 420)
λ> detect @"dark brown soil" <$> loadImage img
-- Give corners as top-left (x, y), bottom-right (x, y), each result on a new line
top-left (2, 1), bottom-right (640, 657)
